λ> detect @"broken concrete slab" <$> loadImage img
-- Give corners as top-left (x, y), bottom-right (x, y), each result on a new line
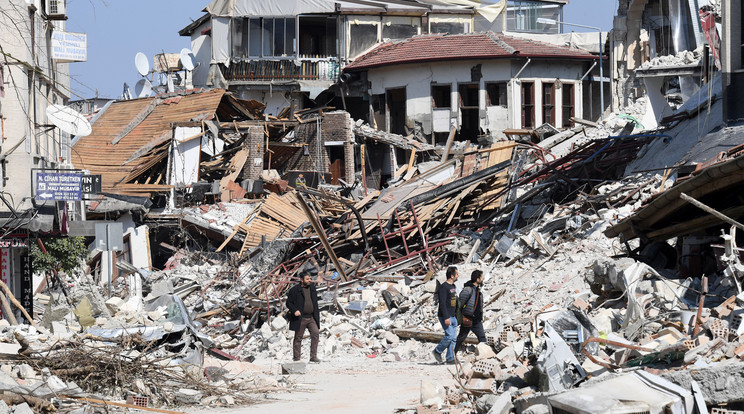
top-left (662, 361), bottom-right (744, 405)
top-left (281, 362), bottom-right (307, 375)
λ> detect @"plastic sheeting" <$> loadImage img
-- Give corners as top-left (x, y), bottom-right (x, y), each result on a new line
top-left (205, 0), bottom-right (494, 20)
top-left (207, 0), bottom-right (356, 17)
top-left (211, 17), bottom-right (231, 65)
top-left (419, 0), bottom-right (505, 22)
top-left (503, 31), bottom-right (607, 54)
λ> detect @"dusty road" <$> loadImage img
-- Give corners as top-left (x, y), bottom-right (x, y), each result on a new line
top-left (186, 354), bottom-right (456, 413)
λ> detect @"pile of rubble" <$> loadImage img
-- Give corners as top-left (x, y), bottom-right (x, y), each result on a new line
top-left (3, 62), bottom-right (742, 413)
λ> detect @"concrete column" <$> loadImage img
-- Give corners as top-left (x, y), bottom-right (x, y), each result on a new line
top-left (344, 140), bottom-right (355, 184)
top-left (723, 0), bottom-right (744, 123)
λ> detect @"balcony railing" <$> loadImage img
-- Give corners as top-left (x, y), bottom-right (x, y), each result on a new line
top-left (222, 58), bottom-right (340, 82)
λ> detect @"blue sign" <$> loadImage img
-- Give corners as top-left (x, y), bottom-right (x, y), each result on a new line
top-left (35, 172), bottom-right (83, 201)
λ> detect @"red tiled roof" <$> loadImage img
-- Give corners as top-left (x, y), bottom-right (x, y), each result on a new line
top-left (344, 32), bottom-right (597, 71)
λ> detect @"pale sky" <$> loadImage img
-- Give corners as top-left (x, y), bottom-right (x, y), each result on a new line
top-left (65, 0), bottom-right (617, 100)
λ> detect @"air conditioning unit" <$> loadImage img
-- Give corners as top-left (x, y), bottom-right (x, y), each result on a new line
top-left (46, 0), bottom-right (67, 20)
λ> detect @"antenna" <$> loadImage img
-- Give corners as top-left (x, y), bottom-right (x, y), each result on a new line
top-left (47, 104), bottom-right (92, 137)
top-left (135, 52), bottom-right (149, 77)
top-left (122, 82), bottom-right (132, 100)
top-left (134, 78), bottom-right (152, 98)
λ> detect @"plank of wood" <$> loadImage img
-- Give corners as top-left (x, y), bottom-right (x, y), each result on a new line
top-left (354, 190), bottom-right (380, 209)
top-left (219, 148), bottom-right (249, 201)
top-left (216, 214), bottom-right (253, 252)
top-left (440, 126), bottom-right (456, 163)
top-left (393, 164), bottom-right (408, 179)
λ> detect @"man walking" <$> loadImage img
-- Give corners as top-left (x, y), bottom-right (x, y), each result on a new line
top-left (455, 270), bottom-right (487, 353)
top-left (286, 270), bottom-right (321, 362)
top-left (432, 266), bottom-right (459, 364)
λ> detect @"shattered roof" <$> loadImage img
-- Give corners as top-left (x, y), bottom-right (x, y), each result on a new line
top-left (71, 89), bottom-right (228, 196)
top-left (344, 32), bottom-right (597, 71)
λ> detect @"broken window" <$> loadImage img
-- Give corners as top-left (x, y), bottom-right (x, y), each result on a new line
top-left (543, 82), bottom-right (555, 126)
top-left (299, 16), bottom-right (337, 58)
top-left (232, 17), bottom-right (296, 58)
top-left (431, 84), bottom-right (452, 108)
top-left (458, 83), bottom-right (479, 108)
top-left (263, 19), bottom-right (274, 56)
top-left (231, 18), bottom-right (249, 58)
top-left (249, 19), bottom-right (262, 56)
top-left (507, 1), bottom-right (563, 33)
top-left (521, 81), bottom-right (535, 128)
top-left (486, 82), bottom-right (507, 107)
top-left (459, 83), bottom-right (480, 141)
top-left (562, 83), bottom-right (574, 127)
top-left (349, 22), bottom-right (379, 58)
top-left (430, 21), bottom-right (468, 34)
top-left (429, 15), bottom-right (471, 34)
top-left (382, 16), bottom-right (420, 40)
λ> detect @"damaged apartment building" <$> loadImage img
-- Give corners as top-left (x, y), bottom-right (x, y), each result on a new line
top-left (609, 0), bottom-right (727, 128)
top-left (63, 0), bottom-right (616, 283)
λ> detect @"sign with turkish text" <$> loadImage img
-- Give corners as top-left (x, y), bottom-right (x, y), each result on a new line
top-left (0, 238), bottom-right (28, 249)
top-left (51, 31), bottom-right (87, 62)
top-left (35, 172), bottom-right (83, 201)
top-left (20, 255), bottom-right (32, 324)
top-left (0, 249), bottom-right (7, 319)
top-left (82, 174), bottom-right (102, 195)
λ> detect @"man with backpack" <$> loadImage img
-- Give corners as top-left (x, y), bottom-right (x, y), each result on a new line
top-left (432, 266), bottom-right (459, 364)
top-left (455, 269), bottom-right (486, 353)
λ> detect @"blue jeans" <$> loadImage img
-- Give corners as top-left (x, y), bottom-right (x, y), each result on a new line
top-left (434, 316), bottom-right (457, 361)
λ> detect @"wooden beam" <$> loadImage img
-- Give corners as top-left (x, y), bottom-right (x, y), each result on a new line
top-left (296, 193), bottom-right (348, 282)
top-left (440, 126), bottom-right (456, 163)
top-left (680, 192), bottom-right (744, 232)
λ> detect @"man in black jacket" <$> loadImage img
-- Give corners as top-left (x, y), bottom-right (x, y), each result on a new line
top-left (285, 270), bottom-right (321, 362)
top-left (455, 270), bottom-right (486, 353)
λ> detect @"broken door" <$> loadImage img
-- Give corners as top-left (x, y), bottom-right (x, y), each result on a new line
top-left (458, 83), bottom-right (480, 142)
top-left (386, 87), bottom-right (406, 136)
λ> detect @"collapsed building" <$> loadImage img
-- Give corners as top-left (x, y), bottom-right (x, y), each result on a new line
top-left (0, 0), bottom-right (744, 413)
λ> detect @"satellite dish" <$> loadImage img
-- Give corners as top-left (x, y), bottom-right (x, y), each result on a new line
top-left (180, 48), bottom-right (196, 71)
top-left (135, 52), bottom-right (149, 76)
top-left (47, 105), bottom-right (92, 137)
top-left (134, 79), bottom-right (152, 98)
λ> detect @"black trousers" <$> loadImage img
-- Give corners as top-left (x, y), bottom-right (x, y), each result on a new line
top-left (455, 318), bottom-right (486, 353)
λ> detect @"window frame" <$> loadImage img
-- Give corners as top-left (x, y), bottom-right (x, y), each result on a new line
top-left (431, 84), bottom-right (452, 109)
top-left (542, 82), bottom-right (555, 126)
top-left (486, 82), bottom-right (508, 107)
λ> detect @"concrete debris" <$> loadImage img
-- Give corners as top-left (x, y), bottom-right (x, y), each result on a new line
top-left (12, 19), bottom-right (744, 412)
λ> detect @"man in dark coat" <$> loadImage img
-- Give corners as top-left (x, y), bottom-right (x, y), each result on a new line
top-left (285, 270), bottom-right (321, 362)
top-left (455, 269), bottom-right (486, 353)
